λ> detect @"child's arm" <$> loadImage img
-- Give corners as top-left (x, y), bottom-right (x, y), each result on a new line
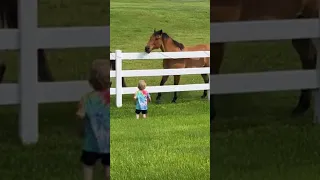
top-left (133, 91), bottom-right (138, 100)
top-left (76, 97), bottom-right (86, 137)
top-left (147, 93), bottom-right (151, 102)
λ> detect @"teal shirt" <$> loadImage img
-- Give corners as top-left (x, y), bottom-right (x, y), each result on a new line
top-left (135, 90), bottom-right (150, 110)
top-left (78, 90), bottom-right (110, 153)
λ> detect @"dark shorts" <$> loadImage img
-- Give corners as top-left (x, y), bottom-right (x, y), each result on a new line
top-left (135, 109), bottom-right (147, 114)
top-left (81, 150), bottom-right (110, 166)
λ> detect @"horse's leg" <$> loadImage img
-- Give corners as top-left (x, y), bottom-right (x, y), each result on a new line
top-left (0, 62), bottom-right (6, 83)
top-left (38, 49), bottom-right (54, 82)
top-left (122, 77), bottom-right (127, 87)
top-left (291, 38), bottom-right (316, 116)
top-left (172, 75), bottom-right (181, 103)
top-left (156, 75), bottom-right (169, 103)
top-left (210, 43), bottom-right (225, 122)
top-left (6, 6), bottom-right (54, 82)
top-left (201, 73), bottom-right (210, 98)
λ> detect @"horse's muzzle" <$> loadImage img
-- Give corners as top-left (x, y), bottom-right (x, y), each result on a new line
top-left (145, 46), bottom-right (151, 53)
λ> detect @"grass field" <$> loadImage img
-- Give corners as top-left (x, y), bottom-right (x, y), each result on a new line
top-left (0, 0), bottom-right (210, 179)
top-left (110, 0), bottom-right (210, 179)
top-left (1, 0), bottom-right (319, 180)
top-left (211, 33), bottom-right (320, 178)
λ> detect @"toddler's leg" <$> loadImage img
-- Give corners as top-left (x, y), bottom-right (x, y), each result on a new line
top-left (135, 109), bottom-right (140, 119)
top-left (142, 110), bottom-right (147, 118)
top-left (104, 166), bottom-right (110, 180)
top-left (101, 153), bottom-right (110, 180)
top-left (83, 165), bottom-right (94, 180)
top-left (80, 151), bottom-right (98, 180)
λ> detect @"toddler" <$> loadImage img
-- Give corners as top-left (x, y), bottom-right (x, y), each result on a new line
top-left (134, 80), bottom-right (151, 119)
top-left (76, 59), bottom-right (110, 180)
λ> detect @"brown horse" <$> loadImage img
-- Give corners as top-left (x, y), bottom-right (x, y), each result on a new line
top-left (145, 29), bottom-right (210, 103)
top-left (210, 0), bottom-right (318, 121)
top-left (110, 60), bottom-right (127, 87)
top-left (0, 0), bottom-right (54, 83)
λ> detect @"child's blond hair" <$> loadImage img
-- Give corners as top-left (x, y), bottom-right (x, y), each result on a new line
top-left (89, 59), bottom-right (110, 91)
top-left (138, 80), bottom-right (146, 90)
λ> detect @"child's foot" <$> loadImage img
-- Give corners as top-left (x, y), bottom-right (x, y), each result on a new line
top-left (143, 114), bottom-right (147, 119)
top-left (136, 114), bottom-right (140, 119)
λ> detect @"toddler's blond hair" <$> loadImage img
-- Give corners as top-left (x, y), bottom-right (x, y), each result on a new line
top-left (138, 80), bottom-right (146, 90)
top-left (89, 59), bottom-right (110, 91)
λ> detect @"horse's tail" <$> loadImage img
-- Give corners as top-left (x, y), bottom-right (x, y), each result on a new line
top-left (0, 1), bottom-right (17, 28)
top-left (0, 7), bottom-right (5, 28)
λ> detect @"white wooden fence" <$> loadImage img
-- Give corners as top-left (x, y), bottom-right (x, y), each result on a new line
top-left (210, 16), bottom-right (320, 123)
top-left (0, 0), bottom-right (109, 144)
top-left (110, 50), bottom-right (210, 107)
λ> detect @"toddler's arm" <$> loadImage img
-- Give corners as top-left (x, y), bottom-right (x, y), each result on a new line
top-left (76, 97), bottom-right (86, 137)
top-left (147, 92), bottom-right (151, 102)
top-left (133, 91), bottom-right (138, 100)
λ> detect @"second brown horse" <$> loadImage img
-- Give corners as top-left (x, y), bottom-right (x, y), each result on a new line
top-left (145, 29), bottom-right (210, 103)
top-left (211, 0), bottom-right (318, 122)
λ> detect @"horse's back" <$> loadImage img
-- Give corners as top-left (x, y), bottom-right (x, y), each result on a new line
top-left (211, 0), bottom-right (316, 22)
top-left (184, 44), bottom-right (210, 68)
top-left (185, 44), bottom-right (210, 51)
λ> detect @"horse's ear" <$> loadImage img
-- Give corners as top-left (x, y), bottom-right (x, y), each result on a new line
top-left (159, 29), bottom-right (162, 34)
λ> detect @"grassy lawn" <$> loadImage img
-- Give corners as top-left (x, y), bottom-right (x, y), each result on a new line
top-left (0, 0), bottom-right (210, 179)
top-left (1, 0), bottom-right (317, 179)
top-left (110, 0), bottom-right (210, 179)
top-left (211, 41), bottom-right (320, 179)
top-left (0, 0), bottom-right (109, 179)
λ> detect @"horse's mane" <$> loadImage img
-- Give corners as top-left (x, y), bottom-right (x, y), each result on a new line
top-left (154, 30), bottom-right (184, 50)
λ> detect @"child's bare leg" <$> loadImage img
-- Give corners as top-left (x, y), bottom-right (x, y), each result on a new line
top-left (83, 164), bottom-right (94, 180)
top-left (143, 114), bottom-right (147, 118)
top-left (136, 114), bottom-right (139, 119)
top-left (104, 166), bottom-right (110, 180)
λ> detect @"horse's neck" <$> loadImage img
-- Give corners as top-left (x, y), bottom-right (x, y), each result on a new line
top-left (162, 38), bottom-right (182, 52)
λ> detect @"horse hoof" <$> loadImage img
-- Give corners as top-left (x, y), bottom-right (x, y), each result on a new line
top-left (171, 100), bottom-right (176, 103)
top-left (291, 106), bottom-right (308, 117)
top-left (201, 95), bottom-right (207, 99)
top-left (156, 99), bottom-right (161, 104)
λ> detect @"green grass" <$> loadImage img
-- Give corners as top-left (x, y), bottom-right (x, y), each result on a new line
top-left (1, 0), bottom-right (318, 179)
top-left (211, 41), bottom-right (320, 179)
top-left (110, 0), bottom-right (210, 179)
top-left (0, 0), bottom-right (210, 179)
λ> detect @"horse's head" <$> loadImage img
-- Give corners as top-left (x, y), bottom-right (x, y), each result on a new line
top-left (145, 29), bottom-right (163, 53)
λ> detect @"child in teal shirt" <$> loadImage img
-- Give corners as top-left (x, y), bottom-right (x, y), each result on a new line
top-left (76, 59), bottom-right (110, 180)
top-left (134, 80), bottom-right (151, 119)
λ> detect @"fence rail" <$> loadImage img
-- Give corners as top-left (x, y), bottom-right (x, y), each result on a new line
top-left (0, 0), bottom-right (109, 144)
top-left (110, 50), bottom-right (210, 107)
top-left (210, 17), bottom-right (320, 123)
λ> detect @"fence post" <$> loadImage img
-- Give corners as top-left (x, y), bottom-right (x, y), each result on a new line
top-left (115, 50), bottom-right (123, 107)
top-left (18, 0), bottom-right (38, 144)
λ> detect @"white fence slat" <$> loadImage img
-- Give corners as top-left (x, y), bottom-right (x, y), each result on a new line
top-left (121, 84), bottom-right (209, 94)
top-left (110, 70), bottom-right (116, 78)
top-left (210, 70), bottom-right (317, 94)
top-left (122, 51), bottom-right (210, 60)
top-left (0, 84), bottom-right (18, 105)
top-left (18, 0), bottom-right (38, 144)
top-left (0, 29), bottom-right (18, 50)
top-left (38, 26), bottom-right (110, 48)
top-left (121, 68), bottom-right (210, 77)
top-left (115, 50), bottom-right (123, 107)
top-left (211, 19), bottom-right (318, 43)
